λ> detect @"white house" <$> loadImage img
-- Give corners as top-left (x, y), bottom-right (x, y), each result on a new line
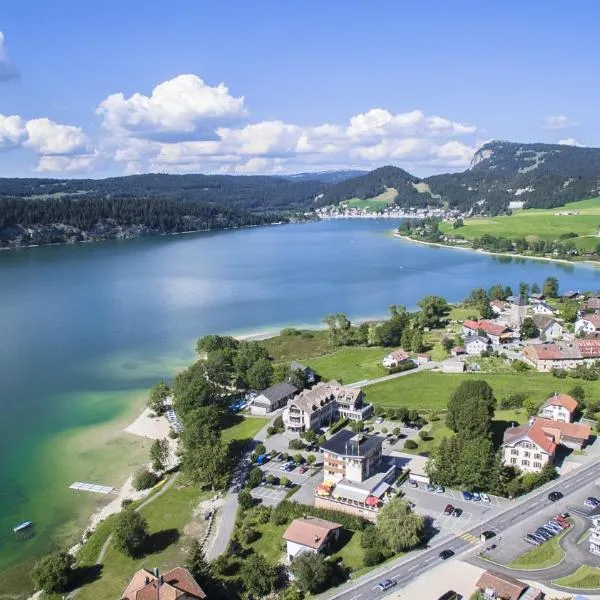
top-left (465, 336), bottom-right (490, 355)
top-left (283, 517), bottom-right (342, 562)
top-left (589, 517), bottom-right (600, 555)
top-left (532, 301), bottom-right (556, 316)
top-left (502, 420), bottom-right (556, 474)
top-left (382, 349), bottom-right (411, 368)
top-left (250, 382), bottom-right (298, 416)
top-left (531, 315), bottom-right (564, 340)
top-left (575, 313), bottom-right (600, 335)
top-left (539, 393), bottom-right (578, 423)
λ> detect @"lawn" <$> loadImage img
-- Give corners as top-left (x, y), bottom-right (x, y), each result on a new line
top-left (553, 565), bottom-right (600, 589)
top-left (259, 329), bottom-right (331, 362)
top-left (343, 187), bottom-right (398, 212)
top-left (77, 480), bottom-right (208, 600)
top-left (307, 347), bottom-right (388, 384)
top-left (439, 197), bottom-right (600, 252)
top-left (402, 420), bottom-right (454, 456)
top-left (222, 416), bottom-right (268, 443)
top-left (508, 525), bottom-right (568, 569)
top-left (364, 370), bottom-right (600, 412)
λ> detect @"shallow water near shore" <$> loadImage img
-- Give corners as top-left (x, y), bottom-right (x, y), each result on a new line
top-left (1, 218), bottom-right (600, 574)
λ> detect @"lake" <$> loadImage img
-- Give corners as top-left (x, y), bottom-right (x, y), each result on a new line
top-left (1, 218), bottom-right (599, 571)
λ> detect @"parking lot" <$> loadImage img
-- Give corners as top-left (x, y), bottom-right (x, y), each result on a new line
top-left (251, 485), bottom-right (287, 506)
top-left (259, 459), bottom-right (319, 484)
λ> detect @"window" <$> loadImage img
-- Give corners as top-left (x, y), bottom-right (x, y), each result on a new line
top-left (521, 460), bottom-right (530, 467)
top-left (511, 449), bottom-right (519, 456)
top-left (533, 462), bottom-right (542, 469)
top-left (510, 458), bottom-right (517, 465)
top-left (534, 453), bottom-right (542, 460)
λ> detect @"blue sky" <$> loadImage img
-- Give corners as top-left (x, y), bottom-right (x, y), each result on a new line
top-left (0, 0), bottom-right (598, 177)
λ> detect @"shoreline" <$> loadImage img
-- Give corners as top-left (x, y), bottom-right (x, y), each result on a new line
top-left (393, 232), bottom-right (600, 268)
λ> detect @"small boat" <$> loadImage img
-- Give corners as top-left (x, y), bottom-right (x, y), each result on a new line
top-left (13, 521), bottom-right (32, 534)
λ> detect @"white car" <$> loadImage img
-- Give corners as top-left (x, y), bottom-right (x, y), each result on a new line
top-left (480, 492), bottom-right (490, 503)
top-left (375, 417), bottom-right (384, 424)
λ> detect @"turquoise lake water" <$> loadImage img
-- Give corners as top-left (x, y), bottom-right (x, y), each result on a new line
top-left (1, 218), bottom-right (600, 570)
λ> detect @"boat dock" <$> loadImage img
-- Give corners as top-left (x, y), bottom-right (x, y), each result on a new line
top-left (69, 481), bottom-right (116, 494)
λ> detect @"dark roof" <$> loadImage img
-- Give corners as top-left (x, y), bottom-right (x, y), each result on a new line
top-left (259, 381), bottom-right (298, 402)
top-left (511, 297), bottom-right (527, 306)
top-left (321, 429), bottom-right (383, 458)
top-left (291, 361), bottom-right (311, 372)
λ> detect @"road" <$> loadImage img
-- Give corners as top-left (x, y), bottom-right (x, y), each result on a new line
top-left (347, 361), bottom-right (441, 389)
top-left (318, 456), bottom-right (600, 599)
top-left (206, 416), bottom-right (272, 560)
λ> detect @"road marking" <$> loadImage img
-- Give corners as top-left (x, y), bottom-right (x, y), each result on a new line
top-left (458, 532), bottom-right (480, 544)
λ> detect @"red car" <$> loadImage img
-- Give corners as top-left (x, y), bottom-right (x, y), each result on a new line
top-left (298, 466), bottom-right (308, 474)
top-left (443, 504), bottom-right (454, 516)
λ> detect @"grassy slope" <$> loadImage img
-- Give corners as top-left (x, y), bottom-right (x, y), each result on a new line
top-left (365, 371), bottom-right (600, 411)
top-left (222, 416), bottom-right (268, 443)
top-left (554, 564), bottom-right (600, 589)
top-left (343, 187), bottom-right (398, 211)
top-left (307, 347), bottom-right (388, 383)
top-left (439, 197), bottom-right (600, 251)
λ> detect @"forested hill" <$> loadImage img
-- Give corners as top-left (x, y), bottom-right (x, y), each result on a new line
top-left (0, 173), bottom-right (325, 212)
top-left (314, 141), bottom-right (600, 216)
top-left (0, 197), bottom-right (284, 248)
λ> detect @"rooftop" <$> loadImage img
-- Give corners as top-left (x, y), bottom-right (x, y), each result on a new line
top-left (503, 421), bottom-right (557, 455)
top-left (577, 338), bottom-right (600, 358)
top-left (475, 569), bottom-right (528, 600)
top-left (121, 567), bottom-right (206, 600)
top-left (542, 392), bottom-right (578, 413)
top-left (463, 319), bottom-right (510, 337)
top-left (525, 342), bottom-right (582, 361)
top-left (536, 417), bottom-right (591, 442)
top-left (258, 381), bottom-right (298, 403)
top-left (321, 428), bottom-right (383, 458)
top-left (289, 381), bottom-right (362, 414)
top-left (531, 314), bottom-right (557, 330)
top-left (283, 517), bottom-right (342, 550)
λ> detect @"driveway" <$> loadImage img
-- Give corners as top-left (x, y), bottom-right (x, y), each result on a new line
top-left (346, 361), bottom-right (440, 389)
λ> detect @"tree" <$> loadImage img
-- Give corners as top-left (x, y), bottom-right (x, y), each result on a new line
top-left (255, 442), bottom-right (266, 455)
top-left (182, 437), bottom-right (230, 490)
top-left (307, 453), bottom-right (316, 465)
top-left (561, 301), bottom-right (579, 323)
top-left (238, 489), bottom-right (254, 510)
top-left (273, 363), bottom-right (291, 384)
top-left (148, 380), bottom-right (170, 414)
top-left (376, 498), bottom-right (425, 553)
top-left (172, 362), bottom-right (220, 419)
top-left (446, 380), bottom-right (496, 437)
top-left (411, 329), bottom-right (424, 353)
top-left (196, 334), bottom-right (240, 354)
top-left (523, 397), bottom-right (541, 417)
top-left (150, 438), bottom-right (170, 472)
top-left (185, 539), bottom-right (212, 590)
top-left (289, 368), bottom-right (309, 390)
top-left (247, 358), bottom-right (274, 391)
top-left (239, 553), bottom-right (276, 598)
top-left (392, 427), bottom-right (401, 436)
top-left (247, 467), bottom-right (263, 488)
top-left (113, 508), bottom-right (149, 557)
top-left (519, 282), bottom-right (529, 299)
top-left (543, 277), bottom-right (559, 298)
top-left (289, 551), bottom-right (332, 594)
top-left (400, 327), bottom-right (413, 351)
top-left (441, 337), bottom-right (455, 352)
top-left (520, 317), bottom-right (539, 339)
top-left (569, 385), bottom-right (586, 404)
top-left (280, 476), bottom-right (290, 487)
top-left (426, 436), bottom-right (460, 487)
top-left (478, 300), bottom-right (494, 320)
top-left (456, 437), bottom-right (497, 491)
top-left (133, 468), bottom-right (159, 490)
top-left (531, 282), bottom-right (541, 294)
top-left (33, 551), bottom-right (73, 594)
top-left (488, 284), bottom-right (506, 301)
top-left (417, 295), bottom-right (449, 329)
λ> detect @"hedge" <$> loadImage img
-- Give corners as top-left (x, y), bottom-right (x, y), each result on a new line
top-left (329, 418), bottom-right (350, 435)
top-left (271, 500), bottom-right (370, 531)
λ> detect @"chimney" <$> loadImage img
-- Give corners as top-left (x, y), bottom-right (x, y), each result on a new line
top-left (153, 567), bottom-right (159, 578)
top-left (160, 575), bottom-right (164, 586)
top-left (144, 577), bottom-right (150, 584)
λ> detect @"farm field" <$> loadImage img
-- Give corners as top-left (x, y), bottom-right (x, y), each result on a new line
top-left (439, 197), bottom-right (600, 251)
top-left (342, 187), bottom-right (398, 211)
top-left (307, 346), bottom-right (388, 384)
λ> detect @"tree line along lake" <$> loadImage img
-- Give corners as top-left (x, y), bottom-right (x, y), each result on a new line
top-left (1, 218), bottom-right (600, 574)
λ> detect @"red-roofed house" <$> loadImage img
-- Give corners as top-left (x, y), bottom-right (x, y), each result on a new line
top-left (490, 299), bottom-right (507, 315)
top-left (121, 567), bottom-right (207, 600)
top-left (575, 313), bottom-right (600, 335)
top-left (283, 517), bottom-right (342, 562)
top-left (586, 297), bottom-right (600, 311)
top-left (462, 320), bottom-right (512, 344)
top-left (522, 343), bottom-right (583, 372)
top-left (539, 393), bottom-right (578, 422)
top-left (535, 417), bottom-right (591, 451)
top-left (502, 420), bottom-right (557, 473)
top-left (576, 338), bottom-right (600, 360)
top-left (382, 349), bottom-right (411, 368)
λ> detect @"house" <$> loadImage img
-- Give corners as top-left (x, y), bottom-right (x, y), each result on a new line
top-left (316, 429), bottom-right (396, 519)
top-left (451, 346), bottom-right (465, 357)
top-left (417, 353), bottom-right (431, 364)
top-left (283, 517), bottom-right (342, 562)
top-left (575, 313), bottom-right (600, 335)
top-left (562, 290), bottom-right (581, 300)
top-left (532, 301), bottom-right (556, 316)
top-left (589, 516), bottom-right (600, 555)
top-left (282, 381), bottom-right (373, 432)
top-left (534, 417), bottom-right (591, 451)
top-left (121, 567), bottom-right (206, 600)
top-left (490, 299), bottom-right (507, 315)
top-left (250, 381), bottom-right (298, 416)
top-left (442, 359), bottom-right (466, 373)
top-left (502, 420), bottom-right (556, 473)
top-left (462, 320), bottom-right (512, 344)
top-left (577, 338), bottom-right (600, 361)
top-left (531, 315), bottom-right (563, 340)
top-left (465, 336), bottom-right (490, 355)
top-left (522, 342), bottom-right (583, 372)
top-left (586, 296), bottom-right (600, 311)
top-left (290, 361), bottom-right (316, 384)
top-left (382, 349), bottom-right (411, 368)
top-left (539, 393), bottom-right (578, 423)
top-left (475, 570), bottom-right (542, 600)
top-left (529, 293), bottom-right (545, 303)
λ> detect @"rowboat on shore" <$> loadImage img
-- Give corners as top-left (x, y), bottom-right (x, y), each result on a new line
top-left (13, 521), bottom-right (32, 534)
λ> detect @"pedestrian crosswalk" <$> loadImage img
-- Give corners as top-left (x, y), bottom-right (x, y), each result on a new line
top-left (458, 532), bottom-right (480, 544)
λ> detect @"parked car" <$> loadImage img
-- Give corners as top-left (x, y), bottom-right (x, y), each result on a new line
top-left (529, 533), bottom-right (546, 544)
top-left (472, 492), bottom-right (481, 502)
top-left (452, 508), bottom-right (463, 518)
top-left (548, 491), bottom-right (563, 502)
top-left (426, 484), bottom-right (435, 492)
top-left (461, 491), bottom-right (473, 501)
top-left (409, 480), bottom-right (418, 488)
top-left (525, 534), bottom-right (541, 546)
top-left (439, 549), bottom-right (454, 560)
top-left (285, 463), bottom-right (296, 472)
top-left (375, 417), bottom-right (384, 424)
top-left (444, 504), bottom-right (454, 516)
top-left (480, 493), bottom-right (490, 503)
top-left (585, 497), bottom-right (600, 508)
top-left (435, 485), bottom-right (445, 493)
top-left (298, 466), bottom-right (308, 474)
top-left (481, 530), bottom-right (496, 539)
top-left (377, 579), bottom-right (396, 591)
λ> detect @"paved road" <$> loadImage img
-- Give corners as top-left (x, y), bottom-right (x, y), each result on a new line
top-left (347, 361), bottom-right (441, 389)
top-left (318, 457), bottom-right (600, 599)
top-left (206, 416), bottom-right (272, 560)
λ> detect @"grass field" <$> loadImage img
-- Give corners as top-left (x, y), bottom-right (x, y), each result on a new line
top-left (364, 371), bottom-right (600, 412)
top-left (508, 525), bottom-right (568, 569)
top-left (553, 564), bottom-right (600, 589)
top-left (439, 197), bottom-right (600, 252)
top-left (78, 481), bottom-right (208, 600)
top-left (307, 347), bottom-right (388, 383)
top-left (259, 330), bottom-right (331, 362)
top-left (402, 420), bottom-right (454, 455)
top-left (342, 187), bottom-right (398, 212)
top-left (222, 415), bottom-right (267, 443)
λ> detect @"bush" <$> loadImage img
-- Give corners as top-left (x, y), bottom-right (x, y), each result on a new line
top-left (280, 327), bottom-right (302, 336)
top-left (238, 489), bottom-right (254, 510)
top-left (329, 418), bottom-right (349, 435)
top-left (288, 438), bottom-right (306, 450)
top-left (132, 469), bottom-right (159, 491)
top-left (112, 508), bottom-right (149, 557)
top-left (212, 554), bottom-right (239, 577)
top-left (273, 414), bottom-right (284, 429)
top-left (168, 429), bottom-right (179, 439)
top-left (255, 442), bottom-right (266, 455)
top-left (511, 359), bottom-right (530, 372)
top-left (33, 552), bottom-right (74, 594)
top-left (271, 500), bottom-right (370, 531)
top-left (404, 440), bottom-right (418, 450)
top-left (363, 547), bottom-right (385, 566)
top-left (247, 467), bottom-right (263, 488)
top-left (267, 426), bottom-right (277, 435)
top-left (301, 331), bottom-right (314, 339)
top-left (387, 361), bottom-right (417, 375)
top-left (121, 499), bottom-right (133, 508)
top-left (418, 430), bottom-right (429, 441)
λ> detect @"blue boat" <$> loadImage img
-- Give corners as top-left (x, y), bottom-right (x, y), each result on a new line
top-left (13, 521), bottom-right (32, 534)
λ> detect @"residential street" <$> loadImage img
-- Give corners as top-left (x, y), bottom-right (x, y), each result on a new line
top-left (317, 456), bottom-right (600, 599)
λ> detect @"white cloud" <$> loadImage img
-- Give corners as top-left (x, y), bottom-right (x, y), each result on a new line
top-left (36, 152), bottom-right (101, 173)
top-left (543, 115), bottom-right (577, 129)
top-left (558, 138), bottom-right (582, 147)
top-left (0, 32), bottom-right (18, 81)
top-left (97, 74), bottom-right (246, 139)
top-left (0, 114), bottom-right (26, 148)
top-left (24, 118), bottom-right (88, 155)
